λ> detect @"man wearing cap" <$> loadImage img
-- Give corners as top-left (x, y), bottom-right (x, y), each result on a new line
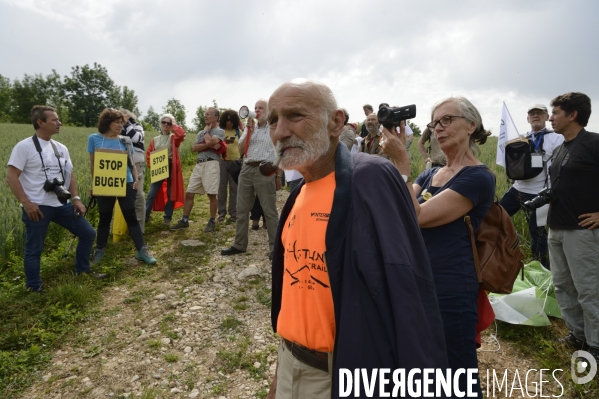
top-left (498, 104), bottom-right (564, 267)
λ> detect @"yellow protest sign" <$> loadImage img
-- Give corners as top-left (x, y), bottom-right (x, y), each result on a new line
top-left (150, 147), bottom-right (169, 183)
top-left (92, 149), bottom-right (128, 197)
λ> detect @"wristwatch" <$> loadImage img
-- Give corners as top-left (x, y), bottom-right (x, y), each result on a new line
top-left (401, 174), bottom-right (411, 183)
top-left (72, 196), bottom-right (81, 201)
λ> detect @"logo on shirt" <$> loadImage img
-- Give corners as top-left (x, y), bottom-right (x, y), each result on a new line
top-left (310, 212), bottom-right (330, 222)
top-left (287, 214), bottom-right (296, 229)
top-left (284, 241), bottom-right (329, 289)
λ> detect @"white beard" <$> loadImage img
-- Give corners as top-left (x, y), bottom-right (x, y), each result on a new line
top-left (275, 127), bottom-right (330, 170)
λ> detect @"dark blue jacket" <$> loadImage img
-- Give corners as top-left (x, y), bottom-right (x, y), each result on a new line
top-left (272, 144), bottom-right (448, 398)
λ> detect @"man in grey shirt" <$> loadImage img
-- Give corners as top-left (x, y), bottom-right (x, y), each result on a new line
top-left (171, 107), bottom-right (225, 233)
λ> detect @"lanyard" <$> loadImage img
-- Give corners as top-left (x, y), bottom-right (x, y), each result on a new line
top-left (531, 130), bottom-right (545, 152)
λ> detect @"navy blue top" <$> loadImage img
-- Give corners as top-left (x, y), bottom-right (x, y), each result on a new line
top-left (415, 165), bottom-right (495, 292)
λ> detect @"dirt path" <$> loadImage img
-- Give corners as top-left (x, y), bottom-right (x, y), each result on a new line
top-left (20, 190), bottom-right (566, 399)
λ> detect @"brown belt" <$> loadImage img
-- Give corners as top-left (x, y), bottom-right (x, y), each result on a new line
top-left (283, 338), bottom-right (329, 373)
top-left (246, 161), bottom-right (262, 167)
top-left (197, 158), bottom-right (216, 163)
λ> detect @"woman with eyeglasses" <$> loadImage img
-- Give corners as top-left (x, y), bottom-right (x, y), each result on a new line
top-left (144, 113), bottom-right (186, 227)
top-left (216, 109), bottom-right (243, 223)
top-left (383, 97), bottom-right (494, 397)
top-left (87, 108), bottom-right (157, 265)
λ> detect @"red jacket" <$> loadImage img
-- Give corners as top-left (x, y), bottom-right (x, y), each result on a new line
top-left (146, 125), bottom-right (186, 212)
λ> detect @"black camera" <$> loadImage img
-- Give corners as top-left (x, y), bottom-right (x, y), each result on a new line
top-left (523, 187), bottom-right (557, 211)
top-left (43, 178), bottom-right (71, 204)
top-left (377, 104), bottom-right (417, 130)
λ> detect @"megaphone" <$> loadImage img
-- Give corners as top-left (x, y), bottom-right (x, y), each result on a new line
top-left (239, 105), bottom-right (256, 119)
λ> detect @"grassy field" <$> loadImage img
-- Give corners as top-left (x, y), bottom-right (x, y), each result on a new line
top-left (0, 123), bottom-right (595, 398)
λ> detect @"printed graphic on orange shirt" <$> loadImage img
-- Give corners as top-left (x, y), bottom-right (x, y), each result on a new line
top-left (284, 240), bottom-right (329, 289)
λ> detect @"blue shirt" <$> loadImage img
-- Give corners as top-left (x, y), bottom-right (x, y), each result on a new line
top-left (87, 133), bottom-right (134, 183)
top-left (415, 165), bottom-right (495, 292)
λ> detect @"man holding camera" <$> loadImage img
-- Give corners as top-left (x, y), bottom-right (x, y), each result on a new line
top-left (546, 92), bottom-right (599, 361)
top-left (498, 104), bottom-right (564, 267)
top-left (6, 105), bottom-right (99, 293)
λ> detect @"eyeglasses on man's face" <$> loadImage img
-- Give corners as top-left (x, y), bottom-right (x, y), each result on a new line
top-left (426, 115), bottom-right (466, 130)
top-left (161, 120), bottom-right (173, 126)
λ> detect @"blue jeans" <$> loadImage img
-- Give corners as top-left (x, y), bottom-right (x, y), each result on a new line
top-left (22, 203), bottom-right (96, 291)
top-left (499, 186), bottom-right (548, 267)
top-left (437, 289), bottom-right (481, 397)
top-left (96, 184), bottom-right (144, 251)
top-left (145, 176), bottom-right (174, 221)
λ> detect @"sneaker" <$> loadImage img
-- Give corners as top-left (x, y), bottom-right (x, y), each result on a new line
top-left (204, 220), bottom-right (216, 233)
top-left (80, 270), bottom-right (108, 280)
top-left (588, 347), bottom-right (599, 363)
top-left (556, 332), bottom-right (588, 350)
top-left (91, 248), bottom-right (106, 265)
top-left (135, 245), bottom-right (157, 265)
top-left (228, 216), bottom-right (237, 223)
top-left (221, 246), bottom-right (246, 256)
top-left (217, 215), bottom-right (225, 223)
top-left (163, 218), bottom-right (172, 226)
top-left (252, 220), bottom-right (260, 230)
top-left (170, 219), bottom-right (189, 230)
top-left (26, 285), bottom-right (44, 294)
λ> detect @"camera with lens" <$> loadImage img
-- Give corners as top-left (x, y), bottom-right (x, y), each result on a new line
top-left (377, 104), bottom-right (417, 130)
top-left (43, 177), bottom-right (71, 204)
top-left (523, 187), bottom-right (557, 211)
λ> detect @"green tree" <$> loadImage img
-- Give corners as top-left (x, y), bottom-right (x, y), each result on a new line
top-left (162, 98), bottom-right (187, 130)
top-left (192, 105), bottom-right (206, 133)
top-left (64, 63), bottom-right (117, 127)
top-left (143, 106), bottom-right (160, 131)
top-left (408, 121), bottom-right (421, 137)
top-left (10, 73), bottom-right (49, 124)
top-left (45, 70), bottom-right (69, 124)
top-left (121, 86), bottom-right (140, 118)
top-left (0, 74), bottom-right (12, 122)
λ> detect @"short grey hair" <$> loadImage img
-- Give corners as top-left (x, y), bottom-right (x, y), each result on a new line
top-left (160, 113), bottom-right (177, 125)
top-left (119, 108), bottom-right (137, 120)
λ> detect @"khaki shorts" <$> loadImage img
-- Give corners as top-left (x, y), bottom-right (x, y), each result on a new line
top-left (275, 339), bottom-right (333, 398)
top-left (187, 161), bottom-right (220, 195)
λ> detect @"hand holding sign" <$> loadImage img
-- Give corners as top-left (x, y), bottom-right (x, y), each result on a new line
top-left (150, 148), bottom-right (169, 183)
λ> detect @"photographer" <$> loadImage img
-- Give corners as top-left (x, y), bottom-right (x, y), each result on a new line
top-left (545, 92), bottom-right (599, 361)
top-left (6, 105), bottom-right (101, 293)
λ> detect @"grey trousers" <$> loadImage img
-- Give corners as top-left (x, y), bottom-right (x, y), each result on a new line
top-left (135, 161), bottom-right (146, 233)
top-left (233, 164), bottom-right (279, 251)
top-left (549, 228), bottom-right (599, 348)
top-left (218, 159), bottom-right (238, 218)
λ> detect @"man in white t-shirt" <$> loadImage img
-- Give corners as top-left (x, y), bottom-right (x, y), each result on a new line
top-left (498, 104), bottom-right (564, 267)
top-left (6, 105), bottom-right (101, 293)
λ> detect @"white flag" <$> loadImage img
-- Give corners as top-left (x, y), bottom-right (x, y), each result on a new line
top-left (496, 102), bottom-right (521, 167)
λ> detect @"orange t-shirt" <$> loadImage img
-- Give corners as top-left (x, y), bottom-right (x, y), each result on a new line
top-left (277, 172), bottom-right (336, 352)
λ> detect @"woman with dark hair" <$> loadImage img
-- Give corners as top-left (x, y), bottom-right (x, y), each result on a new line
top-left (87, 108), bottom-right (157, 265)
top-left (383, 96), bottom-right (495, 397)
top-left (145, 113), bottom-right (186, 226)
top-left (217, 109), bottom-right (242, 222)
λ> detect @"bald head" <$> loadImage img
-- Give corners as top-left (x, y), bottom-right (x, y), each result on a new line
top-left (267, 80), bottom-right (344, 179)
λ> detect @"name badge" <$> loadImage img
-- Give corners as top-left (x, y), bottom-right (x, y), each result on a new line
top-left (531, 154), bottom-right (543, 168)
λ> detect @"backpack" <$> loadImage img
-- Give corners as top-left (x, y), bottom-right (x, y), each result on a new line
top-left (464, 200), bottom-right (525, 294)
top-left (504, 135), bottom-right (544, 180)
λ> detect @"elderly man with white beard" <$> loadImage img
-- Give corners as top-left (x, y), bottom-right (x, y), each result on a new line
top-left (267, 79), bottom-right (447, 398)
top-left (359, 112), bottom-right (384, 155)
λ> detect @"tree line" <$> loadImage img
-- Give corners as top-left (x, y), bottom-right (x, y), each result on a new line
top-left (0, 63), bottom-right (216, 133)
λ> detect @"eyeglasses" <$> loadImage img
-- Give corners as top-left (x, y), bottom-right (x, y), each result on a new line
top-left (426, 115), bottom-right (466, 130)
top-left (161, 121), bottom-right (173, 126)
top-left (204, 113), bottom-right (214, 117)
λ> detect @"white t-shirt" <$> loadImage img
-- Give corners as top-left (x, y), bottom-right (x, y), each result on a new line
top-left (7, 136), bottom-right (74, 207)
top-left (283, 169), bottom-right (303, 182)
top-left (513, 131), bottom-right (565, 194)
top-left (351, 137), bottom-right (364, 154)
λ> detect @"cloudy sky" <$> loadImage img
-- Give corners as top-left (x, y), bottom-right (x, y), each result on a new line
top-left (2, 0), bottom-right (599, 135)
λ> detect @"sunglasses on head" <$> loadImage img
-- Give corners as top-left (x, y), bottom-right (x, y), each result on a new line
top-left (161, 121), bottom-right (173, 126)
